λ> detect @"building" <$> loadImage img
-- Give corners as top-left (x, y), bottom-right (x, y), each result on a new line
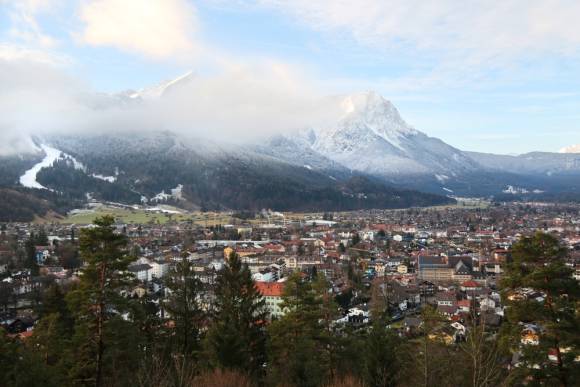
top-left (150, 260), bottom-right (169, 279)
top-left (255, 281), bottom-right (285, 319)
top-left (128, 263), bottom-right (152, 282)
top-left (417, 255), bottom-right (473, 282)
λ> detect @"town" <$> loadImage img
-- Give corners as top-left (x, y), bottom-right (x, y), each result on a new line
top-left (1, 201), bottom-right (578, 386)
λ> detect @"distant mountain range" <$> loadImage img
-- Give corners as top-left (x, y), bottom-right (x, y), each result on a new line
top-left (1, 72), bottom-right (579, 221)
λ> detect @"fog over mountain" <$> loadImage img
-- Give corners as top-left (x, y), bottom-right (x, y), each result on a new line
top-left (2, 58), bottom-right (580, 219)
top-left (0, 58), bottom-right (344, 156)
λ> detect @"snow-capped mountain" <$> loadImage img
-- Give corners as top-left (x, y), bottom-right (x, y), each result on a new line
top-left (119, 71), bottom-right (194, 101)
top-left (0, 131), bottom-right (454, 222)
top-left (560, 144), bottom-right (580, 154)
top-left (3, 70), bottom-right (580, 219)
top-left (268, 91), bottom-right (479, 178)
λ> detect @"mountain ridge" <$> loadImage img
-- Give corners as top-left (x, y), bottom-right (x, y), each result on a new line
top-left (2, 72), bottom-right (580, 220)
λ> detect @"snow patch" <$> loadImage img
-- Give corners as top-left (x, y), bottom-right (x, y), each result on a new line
top-left (92, 174), bottom-right (117, 183)
top-left (19, 144), bottom-right (88, 190)
top-left (20, 145), bottom-right (63, 189)
top-left (151, 184), bottom-right (184, 202)
top-left (145, 206), bottom-right (183, 214)
top-left (503, 185), bottom-right (528, 194)
top-left (129, 71), bottom-right (193, 100)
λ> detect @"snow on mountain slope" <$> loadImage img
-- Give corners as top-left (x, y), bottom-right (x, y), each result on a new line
top-left (124, 71), bottom-right (194, 100)
top-left (19, 145), bottom-right (85, 189)
top-left (560, 144), bottom-right (580, 153)
top-left (302, 91), bottom-right (479, 177)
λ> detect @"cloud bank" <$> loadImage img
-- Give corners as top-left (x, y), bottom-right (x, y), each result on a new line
top-left (78, 0), bottom-right (199, 58)
top-left (0, 55), bottom-right (341, 155)
top-left (254, 0), bottom-right (580, 63)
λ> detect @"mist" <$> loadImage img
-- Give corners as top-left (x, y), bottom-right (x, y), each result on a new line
top-left (0, 57), bottom-right (344, 156)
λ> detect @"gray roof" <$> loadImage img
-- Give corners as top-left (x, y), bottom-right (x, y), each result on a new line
top-left (128, 264), bottom-right (152, 273)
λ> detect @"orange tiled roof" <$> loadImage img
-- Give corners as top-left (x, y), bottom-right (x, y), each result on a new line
top-left (255, 281), bottom-right (284, 297)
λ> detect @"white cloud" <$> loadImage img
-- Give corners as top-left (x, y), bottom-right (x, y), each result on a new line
top-left (0, 54), bottom-right (341, 155)
top-left (252, 0), bottom-right (580, 63)
top-left (0, 43), bottom-right (70, 65)
top-left (78, 0), bottom-right (199, 58)
top-left (2, 0), bottom-right (61, 48)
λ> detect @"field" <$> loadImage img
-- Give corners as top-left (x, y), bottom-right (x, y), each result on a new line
top-left (57, 206), bottom-right (235, 226)
top-left (43, 197), bottom-right (490, 226)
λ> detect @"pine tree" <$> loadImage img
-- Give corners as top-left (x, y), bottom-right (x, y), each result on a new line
top-left (66, 215), bottom-right (136, 387)
top-left (207, 251), bottom-right (267, 381)
top-left (500, 232), bottom-right (580, 386)
top-left (24, 234), bottom-right (39, 276)
top-left (267, 273), bottom-right (331, 387)
top-left (351, 233), bottom-right (361, 247)
top-left (0, 329), bottom-right (61, 387)
top-left (363, 280), bottom-right (400, 387)
top-left (164, 257), bottom-right (205, 358)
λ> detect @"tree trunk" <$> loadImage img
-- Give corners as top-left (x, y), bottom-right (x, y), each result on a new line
top-left (95, 261), bottom-right (107, 387)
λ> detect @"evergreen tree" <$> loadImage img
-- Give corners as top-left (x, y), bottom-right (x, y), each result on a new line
top-left (351, 233), bottom-right (361, 247)
top-left (267, 273), bottom-right (331, 387)
top-left (66, 215), bottom-right (137, 387)
top-left (363, 322), bottom-right (400, 387)
top-left (363, 281), bottom-right (400, 387)
top-left (0, 329), bottom-right (61, 387)
top-left (24, 234), bottom-right (39, 276)
top-left (36, 228), bottom-right (49, 246)
top-left (500, 232), bottom-right (580, 386)
top-left (164, 257), bottom-right (205, 358)
top-left (207, 252), bottom-right (267, 381)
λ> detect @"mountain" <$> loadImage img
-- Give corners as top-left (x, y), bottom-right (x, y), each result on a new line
top-left (0, 131), bottom-right (453, 221)
top-left (560, 144), bottom-right (580, 154)
top-left (466, 151), bottom-right (580, 175)
top-left (258, 91), bottom-right (580, 199)
top-left (2, 71), bottom-right (580, 220)
top-left (121, 71), bottom-right (194, 100)
top-left (266, 91), bottom-right (478, 179)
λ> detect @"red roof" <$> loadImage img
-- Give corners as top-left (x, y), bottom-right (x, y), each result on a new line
top-left (255, 282), bottom-right (284, 297)
top-left (461, 280), bottom-right (479, 288)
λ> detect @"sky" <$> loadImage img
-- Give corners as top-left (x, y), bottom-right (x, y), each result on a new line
top-left (1, 0), bottom-right (580, 155)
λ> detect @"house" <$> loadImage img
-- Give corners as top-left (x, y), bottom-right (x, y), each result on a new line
top-left (403, 317), bottom-right (422, 334)
top-left (128, 263), bottom-right (152, 282)
top-left (479, 297), bottom-right (496, 311)
top-left (417, 255), bottom-right (473, 282)
top-left (255, 281), bottom-right (285, 319)
top-left (149, 260), bottom-right (169, 279)
top-left (435, 291), bottom-right (458, 316)
top-left (253, 270), bottom-right (277, 282)
top-left (335, 307), bottom-right (369, 325)
top-left (457, 299), bottom-right (471, 313)
top-left (460, 280), bottom-right (481, 292)
top-left (35, 246), bottom-right (52, 264)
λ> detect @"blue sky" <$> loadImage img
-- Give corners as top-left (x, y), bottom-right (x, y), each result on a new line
top-left (1, 0), bottom-right (580, 154)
